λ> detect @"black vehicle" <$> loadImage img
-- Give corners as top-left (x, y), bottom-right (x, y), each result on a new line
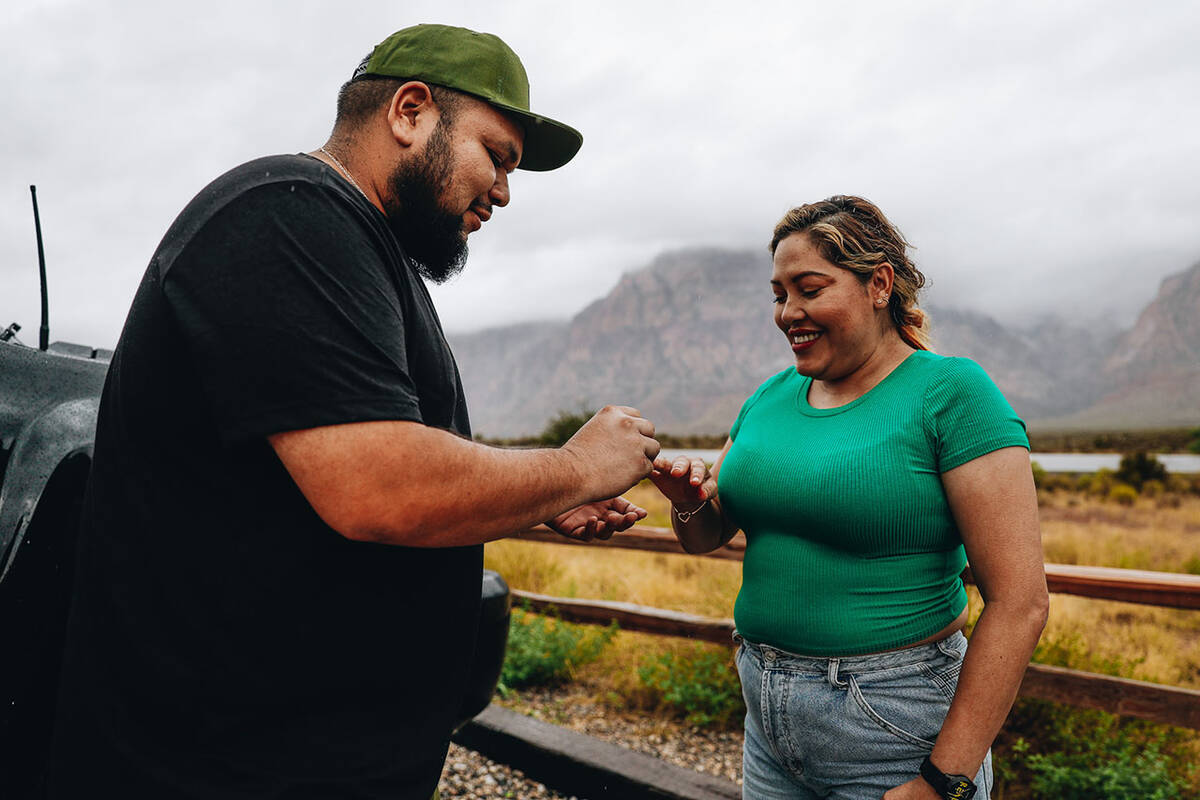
top-left (0, 190), bottom-right (509, 796)
top-left (0, 335), bottom-right (109, 796)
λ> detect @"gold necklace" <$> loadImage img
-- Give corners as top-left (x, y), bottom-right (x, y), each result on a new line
top-left (318, 146), bottom-right (368, 200)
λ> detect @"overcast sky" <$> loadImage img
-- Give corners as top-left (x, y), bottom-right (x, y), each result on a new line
top-left (3, 0), bottom-right (1199, 348)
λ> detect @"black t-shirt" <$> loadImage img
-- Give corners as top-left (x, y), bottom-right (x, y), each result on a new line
top-left (50, 155), bottom-right (481, 798)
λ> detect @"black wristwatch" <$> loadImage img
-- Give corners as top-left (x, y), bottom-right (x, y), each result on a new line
top-left (919, 755), bottom-right (977, 799)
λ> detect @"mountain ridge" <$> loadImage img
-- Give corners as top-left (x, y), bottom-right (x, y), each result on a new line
top-left (448, 250), bottom-right (1200, 436)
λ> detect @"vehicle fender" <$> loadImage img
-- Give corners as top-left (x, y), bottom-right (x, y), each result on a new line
top-left (455, 569), bottom-right (512, 728)
top-left (0, 397), bottom-right (98, 581)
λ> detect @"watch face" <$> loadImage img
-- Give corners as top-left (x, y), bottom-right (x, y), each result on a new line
top-left (920, 756), bottom-right (977, 800)
top-left (947, 778), bottom-right (976, 799)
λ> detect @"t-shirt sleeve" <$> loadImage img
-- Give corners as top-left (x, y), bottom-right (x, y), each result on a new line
top-left (923, 357), bottom-right (1029, 473)
top-left (729, 369), bottom-right (790, 441)
top-left (161, 181), bottom-right (423, 445)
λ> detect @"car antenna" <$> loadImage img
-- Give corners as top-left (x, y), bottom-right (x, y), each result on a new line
top-left (30, 185), bottom-right (49, 351)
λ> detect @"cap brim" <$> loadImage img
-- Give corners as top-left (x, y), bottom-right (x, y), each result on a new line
top-left (488, 102), bottom-right (583, 172)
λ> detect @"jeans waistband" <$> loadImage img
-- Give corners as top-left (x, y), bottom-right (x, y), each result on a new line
top-left (735, 629), bottom-right (965, 676)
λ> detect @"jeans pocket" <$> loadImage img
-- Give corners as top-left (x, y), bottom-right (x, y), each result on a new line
top-left (929, 636), bottom-right (967, 697)
top-left (760, 668), bottom-right (808, 776)
top-left (847, 665), bottom-right (950, 749)
top-left (936, 631), bottom-right (966, 660)
top-left (735, 642), bottom-right (761, 716)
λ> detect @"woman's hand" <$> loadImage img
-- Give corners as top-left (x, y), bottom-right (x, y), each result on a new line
top-left (647, 440), bottom-right (738, 554)
top-left (649, 454), bottom-right (716, 510)
top-left (882, 776), bottom-right (939, 800)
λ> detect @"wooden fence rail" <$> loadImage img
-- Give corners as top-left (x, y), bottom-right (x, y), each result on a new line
top-left (507, 525), bottom-right (1200, 731)
top-left (512, 525), bottom-right (1200, 609)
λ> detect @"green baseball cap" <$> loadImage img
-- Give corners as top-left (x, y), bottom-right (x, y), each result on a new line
top-left (355, 24), bottom-right (582, 172)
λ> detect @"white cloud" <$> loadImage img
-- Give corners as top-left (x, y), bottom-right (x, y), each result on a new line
top-left (3, 0), bottom-right (1198, 346)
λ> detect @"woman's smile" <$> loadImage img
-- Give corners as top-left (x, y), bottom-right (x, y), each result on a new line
top-left (789, 329), bottom-right (822, 350)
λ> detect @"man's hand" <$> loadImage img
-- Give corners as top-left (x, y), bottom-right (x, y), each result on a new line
top-left (547, 496), bottom-right (647, 541)
top-left (560, 406), bottom-right (660, 500)
top-left (883, 776), bottom-right (939, 800)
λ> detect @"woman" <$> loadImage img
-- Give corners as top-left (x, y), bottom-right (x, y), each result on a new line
top-left (650, 196), bottom-right (1048, 800)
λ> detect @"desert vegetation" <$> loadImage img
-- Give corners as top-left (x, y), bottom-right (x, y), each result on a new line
top-left (1026, 427), bottom-right (1200, 454)
top-left (485, 449), bottom-right (1200, 797)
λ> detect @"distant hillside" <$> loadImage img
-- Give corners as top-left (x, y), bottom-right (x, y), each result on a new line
top-left (923, 307), bottom-right (1114, 421)
top-left (449, 249), bottom-right (1200, 437)
top-left (451, 249), bottom-right (788, 436)
top-left (1034, 260), bottom-right (1200, 430)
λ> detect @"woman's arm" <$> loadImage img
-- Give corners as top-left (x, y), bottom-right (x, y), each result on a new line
top-left (648, 438), bottom-right (740, 553)
top-left (885, 445), bottom-right (1050, 799)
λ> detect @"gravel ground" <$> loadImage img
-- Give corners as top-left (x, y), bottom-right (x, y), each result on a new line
top-left (438, 746), bottom-right (572, 799)
top-left (438, 686), bottom-right (743, 799)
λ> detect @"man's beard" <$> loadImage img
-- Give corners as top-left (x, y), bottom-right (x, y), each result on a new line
top-left (382, 120), bottom-right (468, 283)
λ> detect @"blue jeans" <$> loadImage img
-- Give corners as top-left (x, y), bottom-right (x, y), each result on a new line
top-left (736, 630), bottom-right (992, 799)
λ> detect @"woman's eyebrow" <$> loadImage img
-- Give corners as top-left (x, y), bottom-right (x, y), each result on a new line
top-left (771, 271), bottom-right (832, 284)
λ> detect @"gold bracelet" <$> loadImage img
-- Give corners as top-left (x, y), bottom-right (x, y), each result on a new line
top-left (672, 499), bottom-right (709, 523)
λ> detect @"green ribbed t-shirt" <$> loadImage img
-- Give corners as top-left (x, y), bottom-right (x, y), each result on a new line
top-left (719, 350), bottom-right (1029, 656)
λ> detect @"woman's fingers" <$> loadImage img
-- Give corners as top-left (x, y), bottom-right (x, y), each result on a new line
top-left (649, 455), bottom-right (715, 504)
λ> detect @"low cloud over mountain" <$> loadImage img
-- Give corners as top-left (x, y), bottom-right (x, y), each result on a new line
top-left (449, 250), bottom-right (1200, 437)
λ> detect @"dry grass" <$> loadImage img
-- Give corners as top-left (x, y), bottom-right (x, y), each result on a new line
top-left (1036, 493), bottom-right (1200, 690)
top-left (485, 539), bottom-right (741, 617)
top-left (1036, 594), bottom-right (1200, 688)
top-left (1039, 491), bottom-right (1200, 573)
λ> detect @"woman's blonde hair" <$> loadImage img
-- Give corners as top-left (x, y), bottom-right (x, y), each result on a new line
top-left (769, 195), bottom-right (930, 351)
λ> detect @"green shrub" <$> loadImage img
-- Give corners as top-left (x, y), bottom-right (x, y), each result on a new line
top-left (1141, 479), bottom-right (1165, 498)
top-left (1024, 742), bottom-right (1185, 799)
top-left (1115, 451), bottom-right (1169, 491)
top-left (538, 407), bottom-right (596, 447)
top-left (637, 645), bottom-right (745, 728)
top-left (500, 605), bottom-right (616, 691)
top-left (1031, 461), bottom-right (1047, 490)
top-left (1108, 483), bottom-right (1139, 506)
top-left (996, 701), bottom-right (1198, 799)
top-left (1086, 468), bottom-right (1116, 496)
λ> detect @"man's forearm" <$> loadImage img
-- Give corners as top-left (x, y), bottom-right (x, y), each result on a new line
top-left (270, 410), bottom-right (657, 547)
top-left (345, 430), bottom-right (594, 546)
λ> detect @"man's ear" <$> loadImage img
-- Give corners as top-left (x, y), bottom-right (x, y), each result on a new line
top-left (387, 81), bottom-right (437, 147)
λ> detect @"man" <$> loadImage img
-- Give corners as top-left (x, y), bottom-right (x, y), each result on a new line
top-left (49, 24), bottom-right (658, 799)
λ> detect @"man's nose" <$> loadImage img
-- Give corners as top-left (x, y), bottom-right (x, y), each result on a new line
top-left (489, 169), bottom-right (510, 208)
